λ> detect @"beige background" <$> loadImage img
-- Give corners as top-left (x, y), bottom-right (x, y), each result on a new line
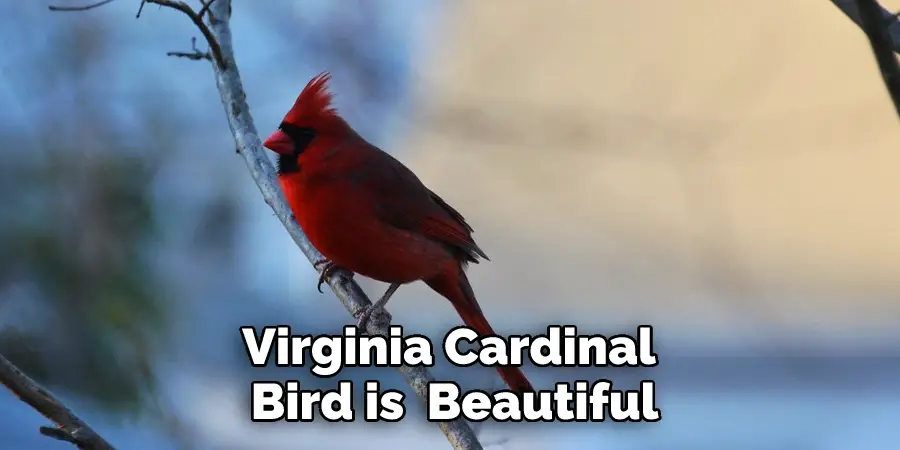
top-left (381, 0), bottom-right (900, 337)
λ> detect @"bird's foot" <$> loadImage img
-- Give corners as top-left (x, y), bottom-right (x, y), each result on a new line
top-left (354, 283), bottom-right (401, 331)
top-left (313, 259), bottom-right (348, 293)
top-left (355, 304), bottom-right (384, 331)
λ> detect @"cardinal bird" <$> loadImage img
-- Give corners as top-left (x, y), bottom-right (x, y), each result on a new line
top-left (262, 72), bottom-right (534, 394)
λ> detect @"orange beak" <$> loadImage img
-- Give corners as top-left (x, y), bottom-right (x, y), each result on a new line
top-left (263, 129), bottom-right (294, 154)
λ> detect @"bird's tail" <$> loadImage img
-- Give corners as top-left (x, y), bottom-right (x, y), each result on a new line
top-left (425, 267), bottom-right (534, 395)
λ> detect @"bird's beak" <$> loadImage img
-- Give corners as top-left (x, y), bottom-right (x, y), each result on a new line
top-left (263, 129), bottom-right (295, 154)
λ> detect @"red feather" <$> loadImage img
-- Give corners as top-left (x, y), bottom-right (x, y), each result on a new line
top-left (283, 72), bottom-right (337, 126)
top-left (263, 72), bottom-right (533, 394)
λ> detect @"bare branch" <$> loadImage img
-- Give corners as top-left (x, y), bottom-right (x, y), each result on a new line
top-left (50, 0), bottom-right (226, 69)
top-left (142, 0), bottom-right (225, 69)
top-left (196, 0), bottom-right (216, 22)
top-left (45, 0), bottom-right (481, 446)
top-left (0, 353), bottom-right (115, 449)
top-left (141, 0), bottom-right (225, 68)
top-left (166, 36), bottom-right (211, 61)
top-left (831, 0), bottom-right (900, 118)
top-left (831, 0), bottom-right (900, 51)
top-left (49, 0), bottom-right (483, 448)
top-left (201, 1), bottom-right (483, 447)
top-left (48, 0), bottom-right (116, 12)
top-left (166, 51), bottom-right (210, 61)
top-left (852, 0), bottom-right (900, 118)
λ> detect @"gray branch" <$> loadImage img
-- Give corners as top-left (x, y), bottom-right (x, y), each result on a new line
top-left (44, 0), bottom-right (482, 448)
top-left (830, 0), bottom-right (900, 118)
top-left (201, 1), bottom-right (485, 449)
top-left (830, 0), bottom-right (900, 50)
top-left (0, 353), bottom-right (116, 449)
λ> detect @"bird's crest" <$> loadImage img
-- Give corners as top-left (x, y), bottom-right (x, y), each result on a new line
top-left (283, 72), bottom-right (337, 124)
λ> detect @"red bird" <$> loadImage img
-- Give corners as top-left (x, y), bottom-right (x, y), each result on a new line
top-left (262, 73), bottom-right (533, 394)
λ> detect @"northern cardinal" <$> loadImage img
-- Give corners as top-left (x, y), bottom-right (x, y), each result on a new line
top-left (262, 73), bottom-right (533, 394)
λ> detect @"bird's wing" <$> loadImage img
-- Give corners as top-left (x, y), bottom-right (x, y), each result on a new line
top-left (363, 145), bottom-right (488, 263)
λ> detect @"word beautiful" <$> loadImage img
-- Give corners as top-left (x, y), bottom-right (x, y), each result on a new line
top-left (243, 325), bottom-right (660, 422)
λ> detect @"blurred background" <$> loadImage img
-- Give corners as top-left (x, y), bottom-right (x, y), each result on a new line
top-left (1, 0), bottom-right (899, 448)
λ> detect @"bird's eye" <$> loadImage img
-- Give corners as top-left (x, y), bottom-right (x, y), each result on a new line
top-left (278, 122), bottom-right (317, 155)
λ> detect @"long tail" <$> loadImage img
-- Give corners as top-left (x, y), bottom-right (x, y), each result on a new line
top-left (425, 267), bottom-right (534, 394)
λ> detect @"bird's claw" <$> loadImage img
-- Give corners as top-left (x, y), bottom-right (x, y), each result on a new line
top-left (355, 305), bottom-right (389, 331)
top-left (355, 283), bottom-right (399, 331)
top-left (313, 259), bottom-right (346, 293)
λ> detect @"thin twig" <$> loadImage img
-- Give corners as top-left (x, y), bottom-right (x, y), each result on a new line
top-left (830, 0), bottom-right (900, 52)
top-left (48, 0), bottom-right (116, 12)
top-left (166, 36), bottom-right (211, 61)
top-left (853, 0), bottom-right (900, 119)
top-left (196, 0), bottom-right (215, 21)
top-left (0, 353), bottom-right (115, 449)
top-left (166, 51), bottom-right (210, 61)
top-left (142, 0), bottom-right (225, 69)
top-left (50, 0), bottom-right (226, 68)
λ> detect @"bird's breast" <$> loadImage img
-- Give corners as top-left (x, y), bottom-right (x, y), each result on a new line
top-left (283, 175), bottom-right (452, 284)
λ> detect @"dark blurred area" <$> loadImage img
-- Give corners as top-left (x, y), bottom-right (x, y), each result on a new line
top-left (1, 5), bottom-right (179, 419)
top-left (1, 1), bottom-right (899, 450)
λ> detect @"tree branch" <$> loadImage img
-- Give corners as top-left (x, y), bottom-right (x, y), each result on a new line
top-left (204, 2), bottom-right (482, 448)
top-left (831, 0), bottom-right (900, 51)
top-left (48, 0), bottom-right (116, 11)
top-left (143, 0), bottom-right (225, 69)
top-left (0, 353), bottom-right (115, 449)
top-left (51, 1), bottom-right (484, 448)
top-left (831, 0), bottom-right (900, 118)
top-left (166, 36), bottom-right (211, 62)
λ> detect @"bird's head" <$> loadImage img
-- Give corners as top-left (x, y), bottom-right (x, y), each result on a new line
top-left (263, 72), bottom-right (344, 165)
